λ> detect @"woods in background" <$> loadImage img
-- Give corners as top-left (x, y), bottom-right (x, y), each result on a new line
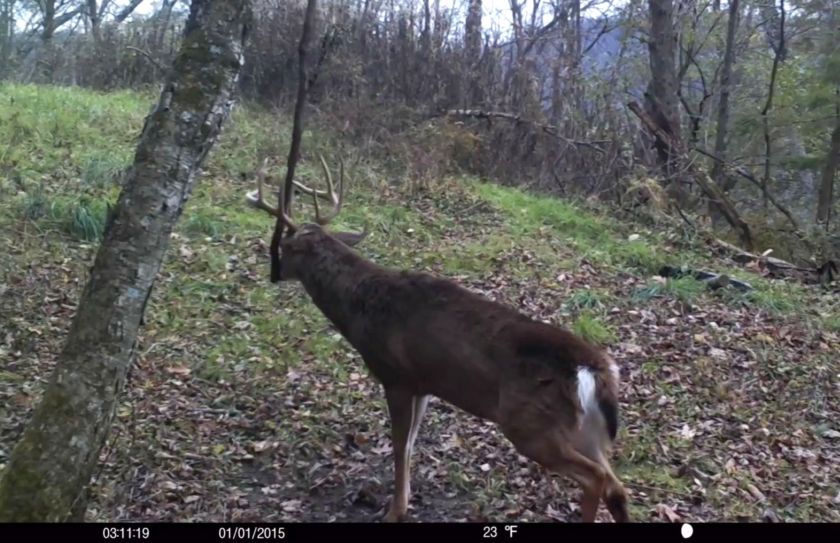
top-left (0, 0), bottom-right (837, 264)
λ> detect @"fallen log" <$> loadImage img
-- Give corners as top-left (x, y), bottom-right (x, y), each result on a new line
top-left (658, 265), bottom-right (753, 292)
top-left (709, 239), bottom-right (811, 272)
top-left (706, 238), bottom-right (838, 286)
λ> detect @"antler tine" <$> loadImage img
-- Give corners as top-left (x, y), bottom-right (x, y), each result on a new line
top-left (291, 155), bottom-right (336, 203)
top-left (313, 155), bottom-right (344, 225)
top-left (245, 157), bottom-right (297, 231)
top-left (291, 155), bottom-right (345, 225)
top-left (292, 180), bottom-right (330, 199)
top-left (245, 158), bottom-right (277, 215)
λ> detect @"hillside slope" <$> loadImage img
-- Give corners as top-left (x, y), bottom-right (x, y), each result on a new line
top-left (0, 85), bottom-right (837, 522)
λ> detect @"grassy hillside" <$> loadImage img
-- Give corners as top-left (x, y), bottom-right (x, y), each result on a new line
top-left (0, 84), bottom-right (837, 522)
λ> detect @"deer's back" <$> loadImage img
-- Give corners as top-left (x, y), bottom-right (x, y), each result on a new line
top-left (347, 270), bottom-right (612, 425)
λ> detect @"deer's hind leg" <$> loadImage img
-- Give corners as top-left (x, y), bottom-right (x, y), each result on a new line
top-left (596, 455), bottom-right (629, 522)
top-left (504, 428), bottom-right (608, 522)
top-left (571, 421), bottom-right (629, 522)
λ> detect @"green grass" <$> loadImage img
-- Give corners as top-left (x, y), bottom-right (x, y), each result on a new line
top-left (475, 182), bottom-right (610, 244)
top-left (0, 84), bottom-right (147, 184)
top-left (80, 152), bottom-right (128, 189)
top-left (1, 82), bottom-right (832, 354)
top-left (564, 289), bottom-right (607, 311)
top-left (0, 83), bottom-right (822, 323)
top-left (823, 315), bottom-right (840, 332)
top-left (1, 84), bottom-right (837, 523)
top-left (571, 312), bottom-right (616, 345)
top-left (17, 190), bottom-right (112, 241)
top-left (183, 209), bottom-right (226, 240)
top-left (631, 276), bottom-right (706, 306)
top-left (474, 182), bottom-right (665, 273)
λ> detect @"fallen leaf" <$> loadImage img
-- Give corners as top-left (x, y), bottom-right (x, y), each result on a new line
top-left (746, 483), bottom-right (766, 503)
top-left (709, 347), bottom-right (728, 360)
top-left (655, 503), bottom-right (681, 522)
top-left (250, 440), bottom-right (273, 453)
top-left (679, 424), bottom-right (696, 440)
top-left (281, 499), bottom-right (302, 512)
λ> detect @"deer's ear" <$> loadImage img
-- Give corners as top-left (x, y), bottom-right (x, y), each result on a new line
top-left (332, 230), bottom-right (367, 247)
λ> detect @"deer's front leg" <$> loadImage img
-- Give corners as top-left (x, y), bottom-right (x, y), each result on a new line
top-left (383, 387), bottom-right (417, 522)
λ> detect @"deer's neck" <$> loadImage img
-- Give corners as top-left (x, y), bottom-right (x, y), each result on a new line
top-left (296, 243), bottom-right (378, 340)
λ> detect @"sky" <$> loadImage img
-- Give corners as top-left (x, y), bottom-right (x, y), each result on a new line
top-left (15, 0), bottom-right (621, 35)
top-left (127, 0), bottom-right (616, 27)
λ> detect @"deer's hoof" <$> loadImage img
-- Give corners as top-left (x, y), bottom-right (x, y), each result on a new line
top-left (381, 506), bottom-right (408, 523)
top-left (382, 511), bottom-right (406, 523)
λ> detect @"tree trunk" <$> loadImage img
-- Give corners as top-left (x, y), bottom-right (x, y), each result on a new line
top-left (26, 1), bottom-right (81, 82)
top-left (154, 0), bottom-right (178, 52)
top-left (35, 0), bottom-right (58, 82)
top-left (0, 0), bottom-right (14, 79)
top-left (464, 0), bottom-right (482, 106)
top-left (645, 0), bottom-right (681, 144)
top-left (645, 0), bottom-right (687, 201)
top-left (419, 0), bottom-right (432, 103)
top-left (760, 1), bottom-right (786, 214)
top-left (708, 0), bottom-right (740, 222)
top-left (86, 0), bottom-right (103, 45)
top-left (816, 115), bottom-right (840, 227)
top-left (0, 0), bottom-right (252, 522)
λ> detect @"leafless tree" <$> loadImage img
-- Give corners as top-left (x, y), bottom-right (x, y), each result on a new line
top-left (708, 0), bottom-right (739, 222)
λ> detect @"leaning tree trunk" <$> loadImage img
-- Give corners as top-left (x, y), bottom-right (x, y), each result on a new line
top-left (0, 0), bottom-right (251, 522)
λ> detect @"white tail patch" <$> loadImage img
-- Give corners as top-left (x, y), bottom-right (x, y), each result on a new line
top-left (576, 367), bottom-right (597, 413)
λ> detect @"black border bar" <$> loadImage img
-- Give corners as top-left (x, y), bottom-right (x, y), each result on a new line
top-left (1, 522), bottom-right (838, 542)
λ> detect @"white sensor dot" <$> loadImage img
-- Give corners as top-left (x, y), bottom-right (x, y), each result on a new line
top-left (681, 523), bottom-right (694, 539)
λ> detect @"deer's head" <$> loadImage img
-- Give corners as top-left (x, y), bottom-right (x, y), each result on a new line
top-left (245, 155), bottom-right (366, 282)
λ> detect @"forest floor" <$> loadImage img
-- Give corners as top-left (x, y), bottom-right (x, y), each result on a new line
top-left (1, 85), bottom-right (838, 523)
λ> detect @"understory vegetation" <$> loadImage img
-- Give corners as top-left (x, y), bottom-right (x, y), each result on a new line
top-left (1, 85), bottom-right (837, 522)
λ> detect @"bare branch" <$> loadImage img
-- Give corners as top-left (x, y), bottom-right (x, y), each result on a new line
top-left (114, 0), bottom-right (145, 24)
top-left (692, 146), bottom-right (802, 233)
top-left (446, 109), bottom-right (609, 153)
top-left (126, 46), bottom-right (166, 72)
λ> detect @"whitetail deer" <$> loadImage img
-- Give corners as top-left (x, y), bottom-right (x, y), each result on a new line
top-left (245, 157), bottom-right (629, 522)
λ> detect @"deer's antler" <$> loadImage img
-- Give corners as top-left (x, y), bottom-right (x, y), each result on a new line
top-left (292, 155), bottom-right (344, 226)
top-left (245, 157), bottom-right (298, 232)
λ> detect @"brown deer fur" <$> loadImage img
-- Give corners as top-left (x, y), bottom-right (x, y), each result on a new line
top-left (271, 223), bottom-right (629, 522)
